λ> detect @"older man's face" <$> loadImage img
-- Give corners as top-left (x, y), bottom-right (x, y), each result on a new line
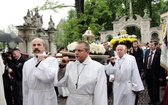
top-left (116, 45), bottom-right (126, 58)
top-left (75, 43), bottom-right (89, 63)
top-left (12, 50), bottom-right (21, 59)
top-left (32, 38), bottom-right (45, 54)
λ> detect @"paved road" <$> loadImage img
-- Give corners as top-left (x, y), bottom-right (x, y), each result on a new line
top-left (58, 83), bottom-right (165, 105)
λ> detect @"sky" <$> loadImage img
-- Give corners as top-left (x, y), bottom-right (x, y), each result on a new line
top-left (0, 0), bottom-right (75, 31)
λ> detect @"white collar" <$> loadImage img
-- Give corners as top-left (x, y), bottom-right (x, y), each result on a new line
top-left (150, 49), bottom-right (156, 54)
top-left (76, 56), bottom-right (91, 65)
top-left (117, 54), bottom-right (126, 60)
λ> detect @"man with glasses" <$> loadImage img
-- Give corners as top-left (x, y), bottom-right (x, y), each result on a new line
top-left (57, 41), bottom-right (108, 105)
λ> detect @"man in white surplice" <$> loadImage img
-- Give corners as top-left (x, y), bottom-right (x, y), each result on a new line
top-left (22, 38), bottom-right (59, 105)
top-left (105, 44), bottom-right (144, 105)
top-left (0, 55), bottom-right (7, 105)
top-left (57, 41), bottom-right (108, 105)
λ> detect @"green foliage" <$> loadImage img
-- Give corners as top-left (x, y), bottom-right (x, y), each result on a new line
top-left (55, 0), bottom-right (114, 47)
top-left (41, 0), bottom-right (168, 47)
top-left (67, 9), bottom-right (77, 20)
top-left (126, 26), bottom-right (141, 39)
top-left (55, 15), bottom-right (82, 48)
top-left (160, 0), bottom-right (168, 13)
top-left (33, 0), bottom-right (66, 12)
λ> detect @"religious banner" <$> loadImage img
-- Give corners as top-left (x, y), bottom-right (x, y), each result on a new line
top-left (160, 22), bottom-right (168, 71)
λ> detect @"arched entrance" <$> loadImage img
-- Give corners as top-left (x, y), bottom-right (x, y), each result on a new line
top-left (151, 32), bottom-right (159, 42)
top-left (106, 35), bottom-right (112, 42)
top-left (113, 14), bottom-right (152, 43)
top-left (99, 0), bottom-right (162, 44)
top-left (100, 14), bottom-right (162, 44)
top-left (124, 26), bottom-right (141, 41)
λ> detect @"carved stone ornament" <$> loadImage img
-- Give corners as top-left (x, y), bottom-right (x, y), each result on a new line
top-left (48, 15), bottom-right (55, 30)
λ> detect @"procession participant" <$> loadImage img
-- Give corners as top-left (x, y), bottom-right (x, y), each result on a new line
top-left (55, 47), bottom-right (67, 96)
top-left (6, 48), bottom-right (27, 105)
top-left (57, 56), bottom-right (69, 97)
top-left (2, 52), bottom-right (13, 105)
top-left (22, 38), bottom-right (59, 105)
top-left (129, 40), bottom-right (144, 105)
top-left (105, 44), bottom-right (144, 105)
top-left (57, 41), bottom-right (108, 105)
top-left (0, 55), bottom-right (7, 105)
top-left (143, 40), bottom-right (165, 104)
top-left (129, 40), bottom-right (143, 75)
top-left (103, 41), bottom-right (114, 98)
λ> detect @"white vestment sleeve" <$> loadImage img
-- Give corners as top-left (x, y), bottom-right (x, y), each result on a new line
top-left (56, 71), bottom-right (68, 87)
top-left (131, 57), bottom-right (144, 92)
top-left (94, 66), bottom-right (108, 105)
top-left (105, 62), bottom-right (117, 75)
top-left (33, 57), bottom-right (59, 83)
top-left (0, 55), bottom-right (4, 74)
top-left (56, 62), bottom-right (73, 87)
top-left (23, 63), bottom-right (29, 105)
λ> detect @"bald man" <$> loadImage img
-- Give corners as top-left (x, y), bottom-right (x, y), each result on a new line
top-left (22, 38), bottom-right (59, 105)
top-left (105, 44), bottom-right (144, 105)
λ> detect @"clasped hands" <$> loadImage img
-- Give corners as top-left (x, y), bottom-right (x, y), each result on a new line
top-left (59, 56), bottom-right (70, 68)
top-left (36, 54), bottom-right (45, 62)
top-left (61, 56), bottom-right (70, 65)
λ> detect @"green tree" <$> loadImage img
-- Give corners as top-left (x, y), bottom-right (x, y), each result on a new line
top-left (160, 0), bottom-right (168, 13)
top-left (40, 0), bottom-right (168, 47)
top-left (54, 0), bottom-right (113, 47)
top-left (0, 29), bottom-right (4, 50)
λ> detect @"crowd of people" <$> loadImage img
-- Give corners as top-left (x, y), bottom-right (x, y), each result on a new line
top-left (0, 37), bottom-right (167, 105)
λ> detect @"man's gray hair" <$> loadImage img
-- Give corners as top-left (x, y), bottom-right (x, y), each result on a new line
top-left (117, 44), bottom-right (127, 50)
top-left (78, 41), bottom-right (90, 51)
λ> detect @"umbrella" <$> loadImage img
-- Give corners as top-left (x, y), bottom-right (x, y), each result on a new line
top-left (0, 32), bottom-right (23, 42)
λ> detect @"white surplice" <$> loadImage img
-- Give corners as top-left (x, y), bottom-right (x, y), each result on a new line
top-left (0, 55), bottom-right (7, 105)
top-left (57, 56), bottom-right (108, 105)
top-left (23, 56), bottom-right (59, 105)
top-left (105, 54), bottom-right (144, 105)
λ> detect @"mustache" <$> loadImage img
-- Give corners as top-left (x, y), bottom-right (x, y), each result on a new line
top-left (33, 48), bottom-right (40, 53)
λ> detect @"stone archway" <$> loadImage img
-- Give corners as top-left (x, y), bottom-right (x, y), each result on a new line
top-left (100, 14), bottom-right (154, 43)
top-left (150, 32), bottom-right (159, 42)
top-left (16, 9), bottom-right (57, 55)
top-left (99, 0), bottom-right (162, 44)
top-left (106, 34), bottom-right (112, 41)
top-left (123, 25), bottom-right (141, 40)
top-left (151, 33), bottom-right (158, 39)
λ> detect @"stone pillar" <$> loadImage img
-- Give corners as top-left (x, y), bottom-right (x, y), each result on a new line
top-left (16, 26), bottom-right (36, 55)
top-left (99, 31), bottom-right (107, 42)
top-left (47, 29), bottom-right (56, 55)
top-left (16, 9), bottom-right (58, 56)
top-left (141, 18), bottom-right (151, 43)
